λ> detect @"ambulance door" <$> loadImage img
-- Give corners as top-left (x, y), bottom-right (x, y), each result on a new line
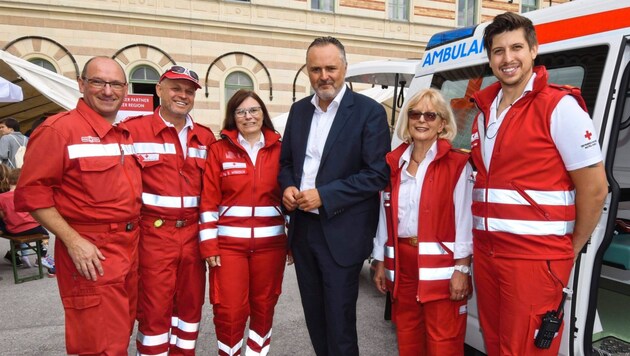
top-left (587, 36), bottom-right (630, 356)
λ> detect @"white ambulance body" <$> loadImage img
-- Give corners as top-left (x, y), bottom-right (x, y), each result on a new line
top-left (401, 1), bottom-right (630, 354)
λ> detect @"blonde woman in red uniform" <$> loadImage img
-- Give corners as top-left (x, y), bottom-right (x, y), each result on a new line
top-left (373, 88), bottom-right (473, 355)
top-left (199, 89), bottom-right (288, 356)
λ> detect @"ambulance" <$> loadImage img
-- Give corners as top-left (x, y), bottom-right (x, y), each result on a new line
top-left (399, 0), bottom-right (630, 354)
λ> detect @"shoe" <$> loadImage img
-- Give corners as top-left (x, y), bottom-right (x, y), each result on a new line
top-left (40, 256), bottom-right (55, 270)
top-left (47, 266), bottom-right (56, 277)
top-left (4, 251), bottom-right (22, 267)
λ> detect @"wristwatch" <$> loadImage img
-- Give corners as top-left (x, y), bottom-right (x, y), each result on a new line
top-left (453, 265), bottom-right (471, 275)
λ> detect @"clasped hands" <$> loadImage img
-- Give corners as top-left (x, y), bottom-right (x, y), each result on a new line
top-left (282, 186), bottom-right (321, 212)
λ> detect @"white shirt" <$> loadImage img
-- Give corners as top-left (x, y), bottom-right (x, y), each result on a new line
top-left (300, 85), bottom-right (347, 213)
top-left (482, 73), bottom-right (602, 171)
top-left (160, 113), bottom-right (193, 158)
top-left (238, 132), bottom-right (265, 166)
top-left (372, 142), bottom-right (474, 261)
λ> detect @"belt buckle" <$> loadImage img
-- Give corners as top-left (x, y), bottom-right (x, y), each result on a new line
top-left (175, 220), bottom-right (186, 228)
top-left (409, 237), bottom-right (418, 247)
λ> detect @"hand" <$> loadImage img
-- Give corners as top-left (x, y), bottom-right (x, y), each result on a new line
top-left (449, 269), bottom-right (470, 301)
top-left (282, 186), bottom-right (299, 212)
top-left (372, 260), bottom-right (387, 295)
top-left (286, 254), bottom-right (294, 265)
top-left (66, 236), bottom-right (105, 281)
top-left (206, 255), bottom-right (221, 268)
top-left (295, 189), bottom-right (322, 211)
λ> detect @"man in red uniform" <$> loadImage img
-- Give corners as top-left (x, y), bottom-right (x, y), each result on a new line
top-left (124, 65), bottom-right (215, 356)
top-left (470, 12), bottom-right (608, 355)
top-left (15, 56), bottom-right (143, 355)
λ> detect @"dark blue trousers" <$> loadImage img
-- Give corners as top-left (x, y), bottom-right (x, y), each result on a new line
top-left (292, 211), bottom-right (363, 356)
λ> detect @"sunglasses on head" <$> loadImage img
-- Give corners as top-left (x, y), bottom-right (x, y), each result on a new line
top-left (408, 110), bottom-right (440, 122)
top-left (168, 65), bottom-right (199, 81)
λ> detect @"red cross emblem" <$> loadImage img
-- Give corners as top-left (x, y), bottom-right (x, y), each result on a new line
top-left (584, 130), bottom-right (592, 140)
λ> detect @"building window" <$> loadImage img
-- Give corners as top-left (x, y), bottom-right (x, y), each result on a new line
top-left (28, 58), bottom-right (57, 73)
top-left (521, 0), bottom-right (538, 13)
top-left (312, 0), bottom-right (334, 12)
top-left (457, 0), bottom-right (477, 27)
top-left (130, 65), bottom-right (160, 109)
top-left (389, 0), bottom-right (409, 21)
top-left (225, 71), bottom-right (254, 104)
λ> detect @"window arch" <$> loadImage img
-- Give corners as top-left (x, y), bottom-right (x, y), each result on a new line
top-left (130, 65), bottom-right (161, 110)
top-left (28, 58), bottom-right (57, 73)
top-left (224, 71), bottom-right (254, 104)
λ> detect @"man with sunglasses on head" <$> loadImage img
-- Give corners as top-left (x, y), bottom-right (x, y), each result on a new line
top-left (124, 65), bottom-right (216, 355)
top-left (15, 56), bottom-right (143, 355)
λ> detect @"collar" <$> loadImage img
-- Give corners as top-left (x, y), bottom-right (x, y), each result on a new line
top-left (493, 72), bottom-right (537, 112)
top-left (75, 98), bottom-right (118, 138)
top-left (399, 140), bottom-right (438, 167)
top-left (310, 85), bottom-right (347, 113)
top-left (150, 106), bottom-right (194, 136)
top-left (238, 132), bottom-right (265, 148)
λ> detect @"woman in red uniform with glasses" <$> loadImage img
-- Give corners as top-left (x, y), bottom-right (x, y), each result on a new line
top-left (372, 88), bottom-right (473, 356)
top-left (199, 89), bottom-right (289, 356)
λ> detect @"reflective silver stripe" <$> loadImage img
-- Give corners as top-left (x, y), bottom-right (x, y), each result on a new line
top-left (484, 217), bottom-right (575, 236)
top-left (200, 211), bottom-right (219, 223)
top-left (419, 266), bottom-right (454, 281)
top-left (473, 216), bottom-right (485, 230)
top-left (121, 144), bottom-right (136, 155)
top-left (133, 142), bottom-right (177, 154)
top-left (137, 331), bottom-right (170, 347)
top-left (385, 268), bottom-right (395, 282)
top-left (199, 228), bottom-right (218, 241)
top-left (68, 143), bottom-right (124, 159)
top-left (171, 316), bottom-right (178, 327)
top-left (384, 246), bottom-right (395, 259)
top-left (170, 334), bottom-right (177, 346)
top-left (188, 147), bottom-right (207, 159)
top-left (473, 188), bottom-right (575, 205)
top-left (418, 242), bottom-right (454, 255)
top-left (174, 318), bottom-right (199, 333)
top-left (218, 339), bottom-right (243, 356)
top-left (142, 193), bottom-right (199, 208)
top-left (245, 344), bottom-right (270, 356)
top-left (248, 328), bottom-right (272, 347)
top-left (175, 336), bottom-right (197, 350)
top-left (218, 225), bottom-right (285, 238)
top-left (219, 206), bottom-right (281, 217)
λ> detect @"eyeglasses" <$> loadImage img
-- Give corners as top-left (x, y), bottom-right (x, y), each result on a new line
top-left (82, 78), bottom-right (127, 91)
top-left (408, 110), bottom-right (440, 122)
top-left (235, 106), bottom-right (262, 118)
top-left (168, 65), bottom-right (199, 81)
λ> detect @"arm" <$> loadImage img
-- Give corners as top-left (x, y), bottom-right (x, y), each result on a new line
top-left (0, 136), bottom-right (9, 160)
top-left (199, 145), bottom-right (223, 267)
top-left (450, 162), bottom-right (474, 300)
top-left (31, 207), bottom-right (105, 281)
top-left (372, 191), bottom-right (388, 294)
top-left (568, 162), bottom-right (607, 258)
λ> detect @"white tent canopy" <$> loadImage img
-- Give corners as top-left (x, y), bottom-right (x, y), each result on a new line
top-left (0, 75), bottom-right (23, 103)
top-left (0, 50), bottom-right (81, 128)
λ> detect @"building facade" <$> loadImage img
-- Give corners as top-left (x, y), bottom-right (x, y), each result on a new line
top-left (0, 0), bottom-right (569, 131)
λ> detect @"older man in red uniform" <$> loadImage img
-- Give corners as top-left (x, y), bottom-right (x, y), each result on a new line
top-left (124, 66), bottom-right (215, 356)
top-left (15, 56), bottom-right (143, 355)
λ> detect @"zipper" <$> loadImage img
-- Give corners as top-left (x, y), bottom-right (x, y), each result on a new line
top-left (510, 181), bottom-right (551, 220)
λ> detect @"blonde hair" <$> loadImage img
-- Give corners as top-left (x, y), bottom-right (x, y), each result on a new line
top-left (396, 88), bottom-right (457, 143)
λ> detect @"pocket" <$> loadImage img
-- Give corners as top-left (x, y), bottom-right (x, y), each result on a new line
top-left (511, 181), bottom-right (551, 220)
top-left (61, 295), bottom-right (106, 354)
top-left (78, 156), bottom-right (124, 204)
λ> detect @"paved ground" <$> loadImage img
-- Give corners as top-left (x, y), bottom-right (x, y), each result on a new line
top-left (0, 235), bottom-right (398, 355)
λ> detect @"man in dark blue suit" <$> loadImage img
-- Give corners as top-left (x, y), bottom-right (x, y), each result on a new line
top-left (278, 36), bottom-right (390, 356)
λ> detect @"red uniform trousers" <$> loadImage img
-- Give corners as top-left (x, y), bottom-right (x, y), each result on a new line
top-left (136, 217), bottom-right (206, 356)
top-left (393, 240), bottom-right (467, 356)
top-left (473, 245), bottom-right (573, 356)
top-left (209, 236), bottom-right (286, 356)
top-left (56, 223), bottom-right (139, 355)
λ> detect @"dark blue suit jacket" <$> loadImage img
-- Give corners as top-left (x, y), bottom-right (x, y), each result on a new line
top-left (278, 88), bottom-right (391, 267)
